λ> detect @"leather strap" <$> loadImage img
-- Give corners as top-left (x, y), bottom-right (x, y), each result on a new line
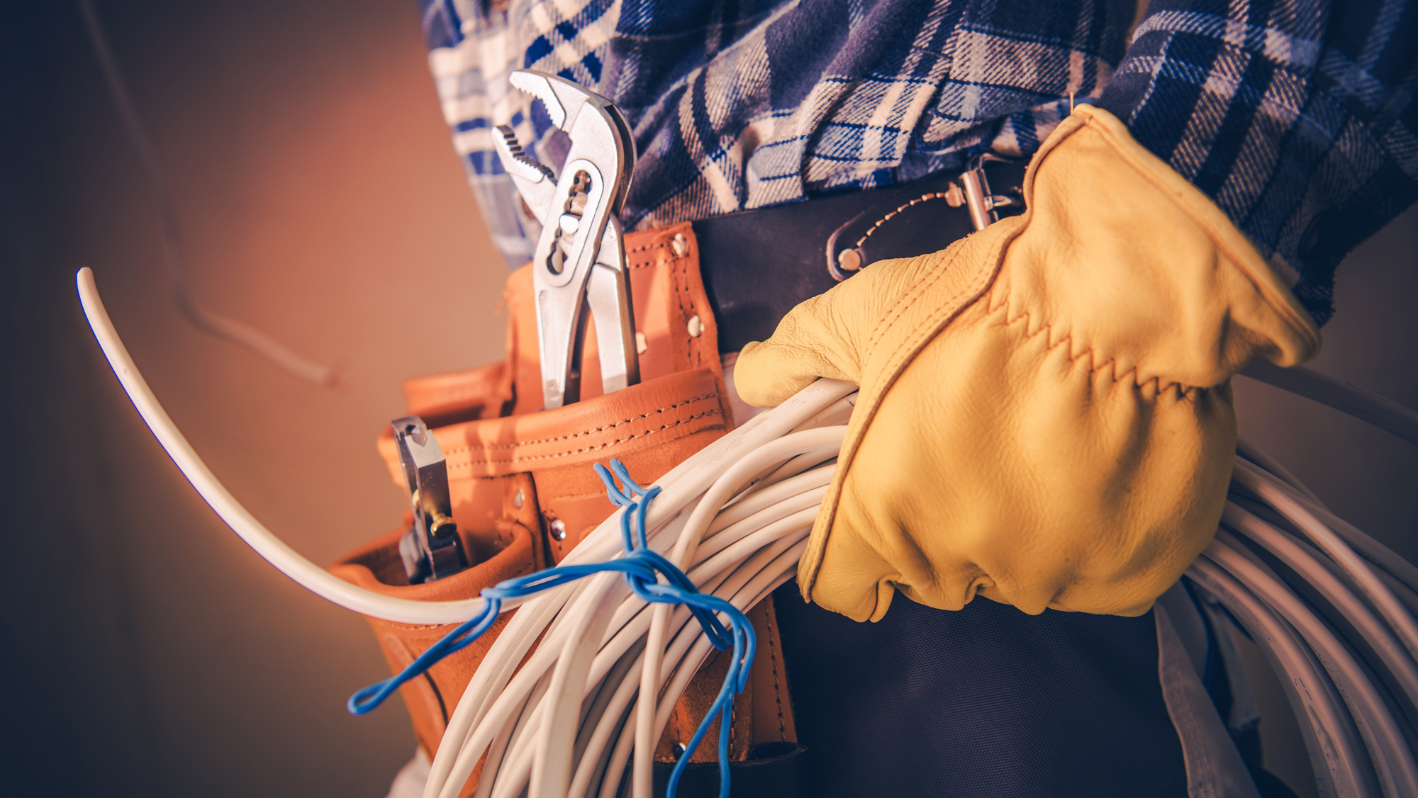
top-left (694, 160), bottom-right (1026, 352)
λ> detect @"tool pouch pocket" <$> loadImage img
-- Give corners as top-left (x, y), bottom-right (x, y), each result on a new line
top-left (330, 223), bottom-right (800, 791)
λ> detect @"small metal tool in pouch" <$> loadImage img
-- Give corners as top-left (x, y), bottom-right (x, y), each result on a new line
top-left (392, 415), bottom-right (467, 584)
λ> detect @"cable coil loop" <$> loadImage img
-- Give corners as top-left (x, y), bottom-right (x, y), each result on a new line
top-left (76, 265), bottom-right (1418, 798)
top-left (349, 459), bottom-right (755, 797)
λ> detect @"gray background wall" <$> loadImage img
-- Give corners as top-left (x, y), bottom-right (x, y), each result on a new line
top-left (0, 2), bottom-right (1413, 796)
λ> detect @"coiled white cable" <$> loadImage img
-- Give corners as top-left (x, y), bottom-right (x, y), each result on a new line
top-left (424, 409), bottom-right (1418, 797)
top-left (422, 409), bottom-right (851, 798)
top-left (1207, 533), bottom-right (1417, 796)
top-left (1186, 555), bottom-right (1375, 797)
top-left (81, 264), bottom-right (1418, 798)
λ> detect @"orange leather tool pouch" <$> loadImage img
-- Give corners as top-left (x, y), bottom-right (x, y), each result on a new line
top-left (329, 223), bottom-right (796, 786)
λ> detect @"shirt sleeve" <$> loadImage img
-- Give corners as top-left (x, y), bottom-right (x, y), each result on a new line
top-left (1098, 0), bottom-right (1418, 325)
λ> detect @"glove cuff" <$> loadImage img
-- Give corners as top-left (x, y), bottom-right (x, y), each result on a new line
top-left (1063, 104), bottom-right (1320, 359)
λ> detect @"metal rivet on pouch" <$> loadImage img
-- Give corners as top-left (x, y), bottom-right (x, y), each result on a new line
top-left (670, 233), bottom-right (688, 257)
top-left (514, 489), bottom-right (525, 509)
top-left (837, 247), bottom-right (863, 272)
top-left (550, 519), bottom-right (567, 541)
top-left (636, 332), bottom-right (648, 354)
top-left (687, 315), bottom-right (703, 338)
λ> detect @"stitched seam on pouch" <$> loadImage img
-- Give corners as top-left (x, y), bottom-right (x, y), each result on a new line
top-left (388, 615), bottom-right (494, 632)
top-left (626, 225), bottom-right (691, 255)
top-left (627, 238), bottom-right (672, 256)
top-left (545, 487), bottom-right (619, 504)
top-left (765, 606), bottom-right (787, 741)
top-left (438, 394), bottom-right (718, 454)
top-left (626, 231), bottom-right (690, 269)
top-left (448, 409), bottom-right (720, 467)
top-left (673, 259), bottom-right (707, 370)
top-left (995, 302), bottom-right (1207, 396)
top-left (672, 258), bottom-right (692, 360)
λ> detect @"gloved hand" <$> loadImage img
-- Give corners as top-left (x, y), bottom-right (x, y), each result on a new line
top-left (735, 105), bottom-right (1321, 622)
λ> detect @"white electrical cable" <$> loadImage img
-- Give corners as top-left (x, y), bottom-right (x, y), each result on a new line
top-left (430, 432), bottom-right (841, 798)
top-left (418, 385), bottom-right (853, 798)
top-left (77, 267), bottom-right (489, 624)
top-left (490, 536), bottom-right (812, 798)
top-left (1187, 555), bottom-right (1374, 797)
top-left (1236, 468), bottom-right (1418, 597)
top-left (83, 261), bottom-right (1418, 798)
top-left (1222, 501), bottom-right (1418, 709)
top-left (1233, 459), bottom-right (1418, 664)
top-left (441, 407), bottom-right (1418, 797)
top-left (1208, 534), bottom-right (1418, 797)
top-left (1235, 438), bottom-right (1326, 507)
top-left (635, 429), bottom-right (844, 798)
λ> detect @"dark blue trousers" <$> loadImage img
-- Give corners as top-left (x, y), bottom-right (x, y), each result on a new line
top-left (772, 582), bottom-right (1189, 797)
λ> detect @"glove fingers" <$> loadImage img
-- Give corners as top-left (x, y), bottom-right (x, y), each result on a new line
top-left (734, 254), bottom-right (933, 407)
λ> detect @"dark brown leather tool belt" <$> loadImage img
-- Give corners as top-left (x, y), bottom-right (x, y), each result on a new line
top-left (693, 158), bottom-right (1027, 353)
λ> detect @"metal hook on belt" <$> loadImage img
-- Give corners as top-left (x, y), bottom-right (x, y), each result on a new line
top-left (959, 153), bottom-right (1016, 232)
top-left (494, 71), bottom-right (641, 410)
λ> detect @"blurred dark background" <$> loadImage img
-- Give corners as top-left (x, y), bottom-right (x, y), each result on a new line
top-left (0, 1), bottom-right (1414, 796)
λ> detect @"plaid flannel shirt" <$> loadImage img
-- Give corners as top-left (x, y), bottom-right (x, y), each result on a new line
top-left (421, 0), bottom-right (1418, 325)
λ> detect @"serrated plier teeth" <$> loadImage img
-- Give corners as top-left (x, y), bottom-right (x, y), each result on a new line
top-left (494, 124), bottom-right (556, 220)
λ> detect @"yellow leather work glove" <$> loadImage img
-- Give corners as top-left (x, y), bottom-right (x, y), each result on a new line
top-left (735, 105), bottom-right (1321, 622)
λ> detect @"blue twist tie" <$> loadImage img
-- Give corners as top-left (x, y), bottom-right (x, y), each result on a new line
top-left (348, 458), bottom-right (755, 798)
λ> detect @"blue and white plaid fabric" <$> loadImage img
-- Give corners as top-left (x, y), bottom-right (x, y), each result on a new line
top-left (421, 0), bottom-right (1418, 324)
top-left (1100, 0), bottom-right (1418, 323)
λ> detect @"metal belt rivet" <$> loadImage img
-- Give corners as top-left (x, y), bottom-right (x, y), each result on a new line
top-left (514, 489), bottom-right (525, 509)
top-left (636, 331), bottom-right (648, 354)
top-left (670, 233), bottom-right (688, 257)
top-left (550, 519), bottom-right (567, 540)
top-left (687, 315), bottom-right (703, 338)
top-left (837, 248), bottom-right (863, 272)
